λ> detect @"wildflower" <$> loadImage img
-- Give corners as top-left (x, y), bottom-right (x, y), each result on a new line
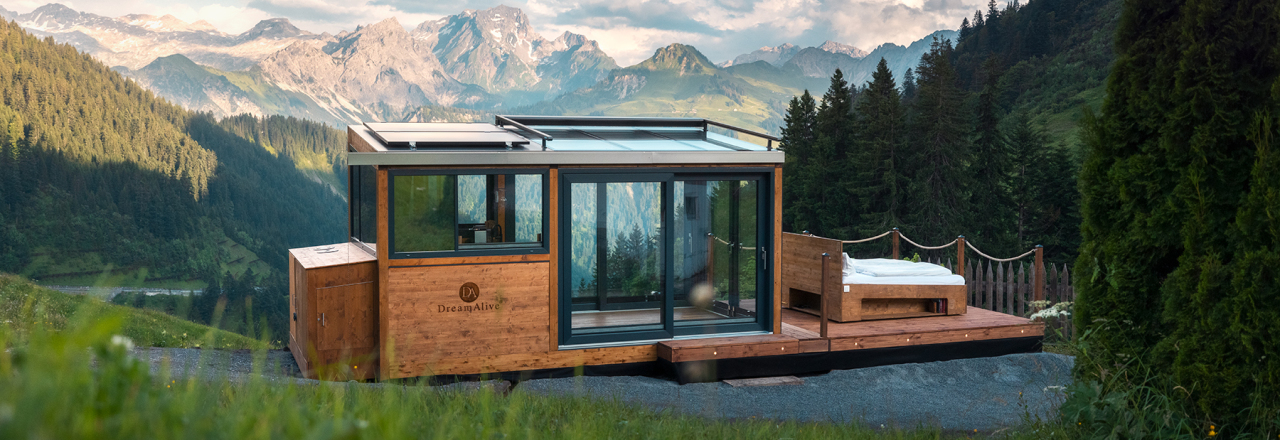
top-left (110, 335), bottom-right (135, 351)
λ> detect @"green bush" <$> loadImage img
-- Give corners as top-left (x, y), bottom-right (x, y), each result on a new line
top-left (1074, 0), bottom-right (1280, 432)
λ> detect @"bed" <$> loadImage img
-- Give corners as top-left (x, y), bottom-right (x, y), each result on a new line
top-left (781, 232), bottom-right (967, 322)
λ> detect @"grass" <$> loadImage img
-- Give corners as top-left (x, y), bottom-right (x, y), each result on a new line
top-left (0, 273), bottom-right (269, 350)
top-left (0, 312), bottom-right (1076, 440)
top-left (3, 272), bottom-right (1161, 439)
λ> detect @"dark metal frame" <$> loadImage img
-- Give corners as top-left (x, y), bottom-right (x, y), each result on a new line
top-left (499, 115), bottom-right (782, 150)
top-left (347, 154), bottom-right (377, 255)
top-left (386, 168), bottom-right (551, 259)
top-left (557, 167), bottom-right (775, 346)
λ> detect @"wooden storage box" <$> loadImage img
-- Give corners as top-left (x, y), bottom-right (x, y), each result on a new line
top-left (289, 243), bottom-right (379, 380)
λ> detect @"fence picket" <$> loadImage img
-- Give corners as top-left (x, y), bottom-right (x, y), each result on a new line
top-left (966, 260), bottom-right (975, 307)
top-left (1017, 263), bottom-right (1026, 316)
top-left (985, 261), bottom-right (995, 310)
top-left (997, 262), bottom-right (1007, 314)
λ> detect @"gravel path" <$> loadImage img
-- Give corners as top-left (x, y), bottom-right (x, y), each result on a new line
top-left (130, 348), bottom-right (1074, 430)
top-left (517, 353), bottom-right (1074, 431)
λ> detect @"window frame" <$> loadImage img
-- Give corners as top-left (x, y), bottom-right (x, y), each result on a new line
top-left (347, 162), bottom-right (378, 255)
top-left (557, 167), bottom-right (775, 347)
top-left (387, 167), bottom-right (551, 259)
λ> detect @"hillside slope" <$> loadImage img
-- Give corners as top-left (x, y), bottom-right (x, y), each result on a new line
top-left (0, 273), bottom-right (269, 349)
top-left (951, 0), bottom-right (1120, 150)
top-left (0, 19), bottom-right (346, 288)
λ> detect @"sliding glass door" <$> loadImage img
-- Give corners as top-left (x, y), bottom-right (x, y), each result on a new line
top-left (559, 169), bottom-right (773, 347)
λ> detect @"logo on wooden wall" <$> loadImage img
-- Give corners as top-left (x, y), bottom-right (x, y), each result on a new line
top-left (459, 282), bottom-right (480, 303)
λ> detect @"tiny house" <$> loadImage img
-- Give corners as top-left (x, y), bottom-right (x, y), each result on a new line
top-left (288, 115), bottom-right (1045, 383)
top-left (289, 116), bottom-right (786, 381)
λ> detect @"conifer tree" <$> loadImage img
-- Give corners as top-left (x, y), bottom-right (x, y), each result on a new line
top-left (905, 38), bottom-right (970, 245)
top-left (853, 59), bottom-right (908, 236)
top-left (901, 68), bottom-right (918, 105)
top-left (968, 57), bottom-right (1013, 254)
top-left (810, 69), bottom-right (857, 237)
top-left (1074, 0), bottom-right (1280, 429)
top-left (781, 91), bottom-right (818, 233)
top-left (1005, 111), bottom-right (1045, 250)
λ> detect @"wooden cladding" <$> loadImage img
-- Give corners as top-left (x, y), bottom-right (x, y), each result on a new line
top-left (288, 245), bottom-right (379, 381)
top-left (384, 262), bottom-right (550, 379)
top-left (658, 334), bottom-right (799, 362)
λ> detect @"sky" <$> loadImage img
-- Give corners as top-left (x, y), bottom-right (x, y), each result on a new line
top-left (2, 0), bottom-right (980, 65)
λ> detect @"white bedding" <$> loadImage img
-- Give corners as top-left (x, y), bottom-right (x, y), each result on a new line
top-left (841, 253), bottom-right (963, 285)
top-left (843, 273), bottom-right (967, 285)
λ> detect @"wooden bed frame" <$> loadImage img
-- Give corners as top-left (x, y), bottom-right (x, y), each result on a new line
top-left (781, 232), bottom-right (967, 322)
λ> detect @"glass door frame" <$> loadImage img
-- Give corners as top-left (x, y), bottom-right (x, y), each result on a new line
top-left (557, 167), bottom-right (775, 347)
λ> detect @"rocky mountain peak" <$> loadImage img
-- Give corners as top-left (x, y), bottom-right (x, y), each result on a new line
top-left (238, 18), bottom-right (308, 41)
top-left (22, 3), bottom-right (91, 30)
top-left (818, 40), bottom-right (868, 58)
top-left (118, 14), bottom-right (215, 33)
top-left (721, 43), bottom-right (801, 67)
top-left (638, 43), bottom-right (717, 75)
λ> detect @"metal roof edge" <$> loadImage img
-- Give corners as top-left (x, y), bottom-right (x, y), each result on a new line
top-left (347, 150), bottom-right (785, 166)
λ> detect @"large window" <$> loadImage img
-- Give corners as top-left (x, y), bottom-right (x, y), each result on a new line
top-left (559, 169), bottom-right (773, 346)
top-left (389, 169), bottom-right (548, 258)
top-left (349, 164), bottom-right (378, 251)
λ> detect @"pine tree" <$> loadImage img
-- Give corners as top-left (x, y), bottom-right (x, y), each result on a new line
top-left (968, 56), bottom-right (1013, 254)
top-left (810, 69), bottom-right (857, 237)
top-left (853, 59), bottom-right (908, 237)
top-left (781, 91), bottom-right (818, 233)
top-left (1005, 111), bottom-right (1045, 250)
top-left (905, 38), bottom-right (969, 245)
top-left (901, 68), bottom-right (918, 105)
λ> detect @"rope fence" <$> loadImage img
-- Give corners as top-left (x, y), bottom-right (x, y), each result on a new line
top-left (803, 229), bottom-right (1072, 331)
top-left (966, 241), bottom-right (1037, 262)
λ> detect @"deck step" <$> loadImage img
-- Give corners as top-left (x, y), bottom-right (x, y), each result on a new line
top-left (657, 334), bottom-right (799, 362)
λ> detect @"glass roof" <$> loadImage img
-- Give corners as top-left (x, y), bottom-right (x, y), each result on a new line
top-left (532, 127), bottom-right (769, 152)
top-left (361, 117), bottom-right (777, 153)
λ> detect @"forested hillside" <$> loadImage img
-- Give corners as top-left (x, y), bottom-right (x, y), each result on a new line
top-left (0, 19), bottom-right (346, 290)
top-left (781, 0), bottom-right (1107, 264)
top-left (952, 0), bottom-right (1120, 150)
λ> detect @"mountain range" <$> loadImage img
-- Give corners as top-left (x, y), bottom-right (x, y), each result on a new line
top-left (4, 3), bottom-right (956, 133)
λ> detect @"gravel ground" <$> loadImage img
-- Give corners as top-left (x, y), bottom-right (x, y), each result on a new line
top-left (130, 348), bottom-right (1074, 430)
top-left (517, 353), bottom-right (1075, 431)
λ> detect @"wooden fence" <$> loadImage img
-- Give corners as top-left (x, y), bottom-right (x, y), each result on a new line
top-left (926, 256), bottom-right (1076, 340)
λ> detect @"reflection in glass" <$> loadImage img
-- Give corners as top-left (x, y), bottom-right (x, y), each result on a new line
top-left (569, 181), bottom-right (665, 330)
top-left (456, 174), bottom-right (542, 248)
top-left (393, 175), bottom-right (456, 252)
top-left (674, 180), bottom-right (758, 322)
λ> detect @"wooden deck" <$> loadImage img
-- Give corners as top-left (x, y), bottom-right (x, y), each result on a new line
top-left (658, 307), bottom-right (1043, 363)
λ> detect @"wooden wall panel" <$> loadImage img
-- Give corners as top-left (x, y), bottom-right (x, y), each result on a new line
top-left (781, 233), bottom-right (841, 296)
top-left (385, 262), bottom-right (550, 379)
top-left (377, 167), bottom-right (391, 379)
top-left (388, 254), bottom-right (549, 267)
top-left (411, 345), bottom-right (656, 377)
top-left (317, 282), bottom-right (378, 351)
top-left (773, 165), bottom-right (783, 334)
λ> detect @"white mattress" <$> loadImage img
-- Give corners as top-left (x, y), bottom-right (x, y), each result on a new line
top-left (840, 253), bottom-right (964, 285)
top-left (842, 273), bottom-right (966, 285)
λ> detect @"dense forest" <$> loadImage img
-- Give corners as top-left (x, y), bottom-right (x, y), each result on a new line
top-left (780, 0), bottom-right (1123, 265)
top-left (0, 19), bottom-right (348, 341)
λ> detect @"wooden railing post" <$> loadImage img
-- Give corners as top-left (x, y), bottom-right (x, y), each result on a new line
top-left (820, 252), bottom-right (829, 338)
top-left (1034, 245), bottom-right (1045, 302)
top-left (956, 236), bottom-right (966, 277)
top-left (891, 228), bottom-right (900, 259)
